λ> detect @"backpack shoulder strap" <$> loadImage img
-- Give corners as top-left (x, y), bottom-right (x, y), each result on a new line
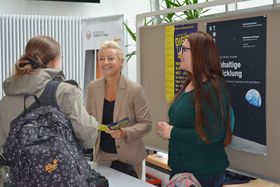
top-left (28, 77), bottom-right (74, 110)
top-left (39, 80), bottom-right (61, 108)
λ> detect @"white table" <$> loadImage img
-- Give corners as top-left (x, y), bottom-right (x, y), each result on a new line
top-left (90, 162), bottom-right (156, 187)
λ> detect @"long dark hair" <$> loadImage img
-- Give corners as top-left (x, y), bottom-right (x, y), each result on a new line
top-left (175, 31), bottom-right (232, 145)
top-left (14, 35), bottom-right (60, 78)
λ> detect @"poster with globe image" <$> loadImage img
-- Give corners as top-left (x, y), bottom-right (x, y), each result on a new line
top-left (207, 16), bottom-right (267, 155)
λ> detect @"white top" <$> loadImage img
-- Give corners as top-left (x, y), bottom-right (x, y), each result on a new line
top-left (90, 162), bottom-right (155, 187)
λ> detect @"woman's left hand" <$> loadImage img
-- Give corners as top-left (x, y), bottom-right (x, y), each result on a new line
top-left (107, 128), bottom-right (127, 139)
top-left (157, 122), bottom-right (173, 139)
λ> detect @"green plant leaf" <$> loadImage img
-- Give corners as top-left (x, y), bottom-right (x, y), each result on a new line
top-left (125, 51), bottom-right (137, 63)
top-left (124, 0), bottom-right (210, 63)
top-left (165, 0), bottom-right (180, 7)
top-left (144, 17), bottom-right (156, 26)
top-left (123, 22), bottom-right (136, 42)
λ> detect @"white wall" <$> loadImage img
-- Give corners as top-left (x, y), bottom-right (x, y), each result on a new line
top-left (0, 0), bottom-right (151, 81)
top-left (0, 0), bottom-right (151, 23)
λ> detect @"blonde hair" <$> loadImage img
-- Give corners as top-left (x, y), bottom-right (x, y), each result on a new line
top-left (99, 41), bottom-right (124, 62)
top-left (14, 35), bottom-right (60, 78)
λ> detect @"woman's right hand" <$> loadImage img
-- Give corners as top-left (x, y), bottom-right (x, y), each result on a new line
top-left (157, 122), bottom-right (173, 139)
top-left (106, 128), bottom-right (127, 139)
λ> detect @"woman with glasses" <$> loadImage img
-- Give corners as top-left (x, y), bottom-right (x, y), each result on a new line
top-left (157, 31), bottom-right (233, 187)
top-left (86, 41), bottom-right (152, 179)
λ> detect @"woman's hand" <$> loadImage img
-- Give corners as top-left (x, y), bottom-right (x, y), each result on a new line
top-left (106, 128), bottom-right (127, 139)
top-left (157, 122), bottom-right (173, 139)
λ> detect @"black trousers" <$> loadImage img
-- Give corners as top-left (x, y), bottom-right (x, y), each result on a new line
top-left (110, 160), bottom-right (138, 178)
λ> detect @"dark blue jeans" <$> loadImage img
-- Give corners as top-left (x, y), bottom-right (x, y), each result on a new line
top-left (110, 160), bottom-right (138, 179)
top-left (198, 173), bottom-right (225, 187)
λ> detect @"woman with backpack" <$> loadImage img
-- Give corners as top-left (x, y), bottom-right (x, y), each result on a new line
top-left (0, 35), bottom-right (98, 156)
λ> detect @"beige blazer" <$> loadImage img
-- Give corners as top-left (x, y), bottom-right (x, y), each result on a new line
top-left (86, 75), bottom-right (152, 167)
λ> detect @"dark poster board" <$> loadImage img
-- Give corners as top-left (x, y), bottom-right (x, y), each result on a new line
top-left (84, 49), bottom-right (96, 97)
top-left (37, 0), bottom-right (100, 3)
top-left (207, 16), bottom-right (267, 150)
top-left (141, 8), bottom-right (280, 183)
top-left (173, 24), bottom-right (197, 94)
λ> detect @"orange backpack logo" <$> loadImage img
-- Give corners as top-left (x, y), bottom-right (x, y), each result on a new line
top-left (45, 159), bottom-right (59, 173)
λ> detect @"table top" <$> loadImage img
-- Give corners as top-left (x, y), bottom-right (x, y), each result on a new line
top-left (145, 154), bottom-right (280, 187)
top-left (90, 162), bottom-right (155, 187)
top-left (146, 154), bottom-right (170, 171)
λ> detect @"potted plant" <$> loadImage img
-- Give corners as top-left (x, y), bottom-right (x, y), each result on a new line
top-left (124, 0), bottom-right (209, 62)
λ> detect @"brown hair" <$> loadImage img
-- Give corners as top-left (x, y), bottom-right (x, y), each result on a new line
top-left (176, 31), bottom-right (232, 145)
top-left (14, 35), bottom-right (60, 78)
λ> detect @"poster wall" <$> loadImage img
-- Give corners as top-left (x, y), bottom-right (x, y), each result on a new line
top-left (165, 23), bottom-right (197, 103)
top-left (82, 15), bottom-right (124, 95)
top-left (207, 16), bottom-right (267, 155)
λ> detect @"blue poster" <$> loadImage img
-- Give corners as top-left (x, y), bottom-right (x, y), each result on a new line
top-left (207, 16), bottom-right (267, 154)
top-left (174, 23), bottom-right (197, 94)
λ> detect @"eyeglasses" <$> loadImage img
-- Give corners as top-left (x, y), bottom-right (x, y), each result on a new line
top-left (179, 46), bottom-right (191, 53)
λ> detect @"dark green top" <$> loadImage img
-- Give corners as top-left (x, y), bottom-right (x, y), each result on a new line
top-left (168, 79), bottom-right (230, 179)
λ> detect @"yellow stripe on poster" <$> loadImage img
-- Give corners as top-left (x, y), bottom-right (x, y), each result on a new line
top-left (165, 25), bottom-right (175, 103)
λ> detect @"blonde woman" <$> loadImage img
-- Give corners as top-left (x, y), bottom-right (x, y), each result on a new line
top-left (86, 41), bottom-right (152, 179)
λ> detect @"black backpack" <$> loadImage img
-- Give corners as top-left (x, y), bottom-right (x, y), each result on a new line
top-left (3, 80), bottom-right (109, 187)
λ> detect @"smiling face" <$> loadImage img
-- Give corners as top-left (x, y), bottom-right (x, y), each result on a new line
top-left (98, 48), bottom-right (123, 78)
top-left (178, 39), bottom-right (192, 73)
